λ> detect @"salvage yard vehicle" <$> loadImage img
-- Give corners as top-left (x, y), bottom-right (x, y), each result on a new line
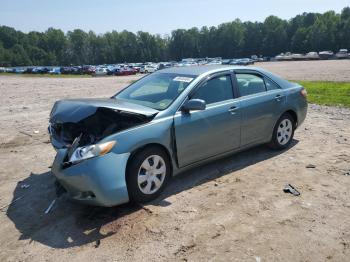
top-left (305, 52), bottom-right (320, 60)
top-left (49, 65), bottom-right (308, 206)
top-left (93, 67), bottom-right (108, 76)
top-left (140, 65), bottom-right (157, 73)
top-left (319, 51), bottom-right (334, 59)
top-left (336, 49), bottom-right (349, 59)
top-left (115, 67), bottom-right (137, 76)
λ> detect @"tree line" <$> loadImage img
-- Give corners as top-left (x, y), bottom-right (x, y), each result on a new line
top-left (0, 7), bottom-right (349, 66)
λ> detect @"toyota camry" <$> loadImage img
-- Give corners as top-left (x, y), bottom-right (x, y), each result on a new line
top-left (49, 65), bottom-right (307, 206)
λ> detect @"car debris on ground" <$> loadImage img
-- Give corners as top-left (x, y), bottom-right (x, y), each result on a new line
top-left (306, 164), bottom-right (316, 168)
top-left (283, 184), bottom-right (301, 196)
top-left (20, 184), bottom-right (30, 189)
top-left (95, 240), bottom-right (101, 248)
top-left (44, 199), bottom-right (57, 214)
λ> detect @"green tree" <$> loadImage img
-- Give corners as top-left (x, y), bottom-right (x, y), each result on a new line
top-left (262, 16), bottom-right (288, 56)
top-left (308, 11), bottom-right (340, 51)
top-left (10, 44), bottom-right (31, 66)
top-left (66, 29), bottom-right (90, 65)
top-left (0, 7), bottom-right (349, 66)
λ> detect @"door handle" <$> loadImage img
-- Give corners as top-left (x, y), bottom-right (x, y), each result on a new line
top-left (275, 94), bottom-right (283, 101)
top-left (228, 106), bottom-right (238, 114)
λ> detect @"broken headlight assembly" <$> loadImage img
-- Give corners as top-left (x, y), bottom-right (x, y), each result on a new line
top-left (69, 141), bottom-right (116, 164)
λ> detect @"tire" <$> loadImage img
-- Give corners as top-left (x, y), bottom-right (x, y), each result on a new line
top-left (268, 113), bottom-right (295, 150)
top-left (126, 146), bottom-right (170, 203)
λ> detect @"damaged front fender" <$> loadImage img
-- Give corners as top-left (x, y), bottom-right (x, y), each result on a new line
top-left (49, 98), bottom-right (158, 149)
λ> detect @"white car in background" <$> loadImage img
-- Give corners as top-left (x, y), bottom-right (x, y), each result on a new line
top-left (305, 52), bottom-right (320, 60)
top-left (94, 67), bottom-right (108, 76)
top-left (336, 49), bottom-right (349, 59)
top-left (140, 65), bottom-right (157, 74)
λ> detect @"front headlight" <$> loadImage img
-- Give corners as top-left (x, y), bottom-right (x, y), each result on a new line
top-left (69, 141), bottom-right (116, 163)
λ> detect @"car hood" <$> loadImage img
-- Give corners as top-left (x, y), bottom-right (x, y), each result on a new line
top-left (49, 98), bottom-right (158, 149)
top-left (50, 98), bottom-right (159, 123)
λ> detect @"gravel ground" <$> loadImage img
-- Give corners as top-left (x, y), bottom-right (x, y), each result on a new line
top-left (255, 59), bottom-right (350, 82)
top-left (0, 61), bottom-right (349, 261)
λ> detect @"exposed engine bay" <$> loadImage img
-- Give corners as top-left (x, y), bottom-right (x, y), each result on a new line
top-left (48, 98), bottom-right (158, 148)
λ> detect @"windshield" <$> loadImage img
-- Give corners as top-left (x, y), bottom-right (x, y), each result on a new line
top-left (115, 73), bottom-right (196, 110)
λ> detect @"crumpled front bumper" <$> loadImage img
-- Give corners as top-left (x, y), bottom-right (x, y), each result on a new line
top-left (51, 149), bottom-right (130, 207)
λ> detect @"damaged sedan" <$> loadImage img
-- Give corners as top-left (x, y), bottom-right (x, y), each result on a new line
top-left (49, 65), bottom-right (307, 206)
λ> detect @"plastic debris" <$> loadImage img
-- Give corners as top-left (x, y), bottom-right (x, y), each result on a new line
top-left (344, 172), bottom-right (350, 176)
top-left (19, 131), bottom-right (33, 137)
top-left (33, 130), bottom-right (39, 134)
top-left (44, 199), bottom-right (56, 214)
top-left (283, 184), bottom-right (300, 196)
top-left (95, 239), bottom-right (101, 248)
top-left (306, 164), bottom-right (316, 168)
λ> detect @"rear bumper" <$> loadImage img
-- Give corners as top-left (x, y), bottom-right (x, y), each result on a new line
top-left (51, 149), bottom-right (130, 207)
top-left (296, 99), bottom-right (308, 128)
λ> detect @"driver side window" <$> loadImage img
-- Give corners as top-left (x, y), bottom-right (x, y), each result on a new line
top-left (192, 75), bottom-right (233, 104)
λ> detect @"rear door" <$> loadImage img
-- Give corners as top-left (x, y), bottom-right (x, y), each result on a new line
top-left (234, 70), bottom-right (286, 146)
top-left (174, 73), bottom-right (241, 167)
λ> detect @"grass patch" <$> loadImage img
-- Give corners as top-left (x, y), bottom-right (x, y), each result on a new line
top-left (294, 81), bottom-right (350, 108)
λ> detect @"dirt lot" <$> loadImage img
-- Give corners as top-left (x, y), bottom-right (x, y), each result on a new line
top-left (257, 59), bottom-right (350, 82)
top-left (0, 61), bottom-right (350, 261)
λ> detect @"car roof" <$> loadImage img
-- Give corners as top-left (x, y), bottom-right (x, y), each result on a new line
top-left (159, 65), bottom-right (257, 76)
top-left (159, 65), bottom-right (293, 88)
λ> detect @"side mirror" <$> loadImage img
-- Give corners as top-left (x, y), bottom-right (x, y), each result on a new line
top-left (181, 99), bottom-right (206, 112)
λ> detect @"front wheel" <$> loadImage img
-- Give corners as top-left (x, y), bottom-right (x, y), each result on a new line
top-left (268, 113), bottom-right (295, 150)
top-left (126, 146), bottom-right (170, 203)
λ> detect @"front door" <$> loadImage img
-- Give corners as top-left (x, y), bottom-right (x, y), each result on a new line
top-left (174, 74), bottom-right (241, 167)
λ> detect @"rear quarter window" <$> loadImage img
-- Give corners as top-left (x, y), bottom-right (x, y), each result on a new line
top-left (236, 73), bottom-right (266, 96)
top-left (265, 78), bottom-right (281, 91)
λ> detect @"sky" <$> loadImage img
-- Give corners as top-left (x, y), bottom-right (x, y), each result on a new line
top-left (0, 0), bottom-right (349, 35)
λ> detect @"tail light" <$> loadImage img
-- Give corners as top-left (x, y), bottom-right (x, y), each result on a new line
top-left (300, 88), bottom-right (307, 98)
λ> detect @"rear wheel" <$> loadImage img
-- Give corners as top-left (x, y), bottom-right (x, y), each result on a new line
top-left (126, 146), bottom-right (170, 203)
top-left (269, 113), bottom-right (295, 150)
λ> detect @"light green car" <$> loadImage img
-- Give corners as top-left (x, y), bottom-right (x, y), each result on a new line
top-left (49, 65), bottom-right (307, 206)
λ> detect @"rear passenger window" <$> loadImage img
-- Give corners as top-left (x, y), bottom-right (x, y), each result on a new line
top-left (236, 74), bottom-right (266, 97)
top-left (192, 75), bottom-right (233, 104)
top-left (265, 78), bottom-right (281, 91)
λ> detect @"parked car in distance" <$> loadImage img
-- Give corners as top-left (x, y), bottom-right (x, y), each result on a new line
top-left (115, 67), bottom-right (137, 76)
top-left (82, 65), bottom-right (96, 75)
top-left (11, 67), bottom-right (26, 73)
top-left (291, 54), bottom-right (305, 60)
top-left (49, 67), bottom-right (61, 74)
top-left (231, 58), bottom-right (254, 65)
top-left (305, 52), bottom-right (320, 60)
top-left (93, 67), bottom-right (108, 76)
top-left (60, 66), bottom-right (83, 75)
top-left (319, 51), bottom-right (334, 60)
top-left (49, 65), bottom-right (308, 207)
top-left (336, 49), bottom-right (349, 59)
top-left (140, 65), bottom-right (157, 73)
top-left (275, 52), bottom-right (293, 61)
